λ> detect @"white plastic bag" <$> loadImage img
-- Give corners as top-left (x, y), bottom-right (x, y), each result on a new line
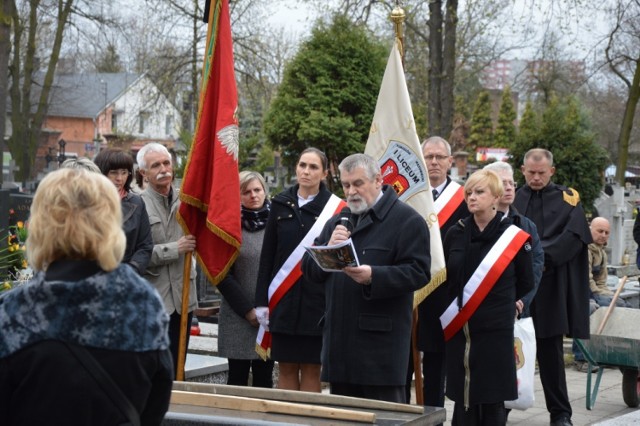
top-left (505, 317), bottom-right (536, 410)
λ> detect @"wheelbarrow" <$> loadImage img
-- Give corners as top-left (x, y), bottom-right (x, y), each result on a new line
top-left (575, 307), bottom-right (640, 410)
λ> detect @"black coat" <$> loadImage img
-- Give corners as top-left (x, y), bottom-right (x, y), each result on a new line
top-left (513, 182), bottom-right (592, 339)
top-left (255, 183), bottom-right (333, 335)
top-left (417, 177), bottom-right (469, 353)
top-left (302, 186), bottom-right (431, 386)
top-left (0, 260), bottom-right (173, 425)
top-left (443, 214), bottom-right (534, 405)
top-left (121, 192), bottom-right (153, 275)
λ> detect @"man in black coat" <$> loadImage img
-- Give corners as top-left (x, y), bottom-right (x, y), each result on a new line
top-left (414, 136), bottom-right (469, 409)
top-left (513, 148), bottom-right (592, 426)
top-left (302, 153), bottom-right (431, 404)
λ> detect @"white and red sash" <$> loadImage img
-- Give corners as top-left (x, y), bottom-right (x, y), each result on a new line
top-left (439, 225), bottom-right (530, 341)
top-left (434, 181), bottom-right (465, 228)
top-left (256, 194), bottom-right (345, 359)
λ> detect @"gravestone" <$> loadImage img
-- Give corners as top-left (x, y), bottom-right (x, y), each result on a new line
top-left (0, 190), bottom-right (9, 232)
top-left (9, 192), bottom-right (33, 223)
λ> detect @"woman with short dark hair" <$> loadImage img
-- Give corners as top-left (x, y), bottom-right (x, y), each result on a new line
top-left (94, 148), bottom-right (153, 275)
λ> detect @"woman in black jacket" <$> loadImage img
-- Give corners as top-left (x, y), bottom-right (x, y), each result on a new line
top-left (255, 148), bottom-right (333, 392)
top-left (94, 148), bottom-right (153, 275)
top-left (441, 169), bottom-right (534, 425)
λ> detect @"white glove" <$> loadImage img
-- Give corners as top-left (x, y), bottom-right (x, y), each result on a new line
top-left (255, 306), bottom-right (269, 331)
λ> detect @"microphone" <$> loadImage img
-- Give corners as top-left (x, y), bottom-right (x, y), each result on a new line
top-left (337, 207), bottom-right (353, 232)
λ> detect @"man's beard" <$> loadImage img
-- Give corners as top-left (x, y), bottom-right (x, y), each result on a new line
top-left (347, 197), bottom-right (369, 215)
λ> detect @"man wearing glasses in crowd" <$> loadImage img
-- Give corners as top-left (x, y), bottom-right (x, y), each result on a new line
top-left (410, 137), bottom-right (469, 411)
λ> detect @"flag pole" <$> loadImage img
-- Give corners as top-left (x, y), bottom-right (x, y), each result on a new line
top-left (176, 253), bottom-right (193, 381)
top-left (175, 0), bottom-right (217, 384)
top-left (391, 3), bottom-right (424, 406)
top-left (390, 3), bottom-right (405, 66)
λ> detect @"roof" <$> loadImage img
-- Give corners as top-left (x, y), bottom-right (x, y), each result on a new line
top-left (44, 72), bottom-right (142, 119)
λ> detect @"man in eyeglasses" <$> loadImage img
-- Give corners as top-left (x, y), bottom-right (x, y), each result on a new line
top-left (410, 136), bottom-right (469, 412)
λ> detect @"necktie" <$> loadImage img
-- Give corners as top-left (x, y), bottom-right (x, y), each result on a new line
top-left (432, 189), bottom-right (438, 200)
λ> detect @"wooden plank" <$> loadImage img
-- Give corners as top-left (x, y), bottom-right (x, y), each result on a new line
top-left (172, 381), bottom-right (424, 414)
top-left (171, 390), bottom-right (376, 423)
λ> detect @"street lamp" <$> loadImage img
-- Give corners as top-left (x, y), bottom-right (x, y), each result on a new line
top-left (57, 139), bottom-right (66, 165)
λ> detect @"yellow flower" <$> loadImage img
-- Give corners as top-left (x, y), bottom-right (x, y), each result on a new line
top-left (17, 221), bottom-right (24, 229)
top-left (21, 259), bottom-right (27, 269)
top-left (8, 245), bottom-right (14, 253)
top-left (1, 281), bottom-right (11, 291)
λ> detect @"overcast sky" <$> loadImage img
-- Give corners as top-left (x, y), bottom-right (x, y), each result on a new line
top-left (265, 0), bottom-right (613, 66)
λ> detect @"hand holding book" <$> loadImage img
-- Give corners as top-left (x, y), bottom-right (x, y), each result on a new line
top-left (304, 238), bottom-right (360, 272)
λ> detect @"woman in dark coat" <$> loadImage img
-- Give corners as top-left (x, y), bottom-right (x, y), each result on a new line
top-left (94, 148), bottom-right (153, 275)
top-left (255, 148), bottom-right (333, 392)
top-left (441, 169), bottom-right (534, 425)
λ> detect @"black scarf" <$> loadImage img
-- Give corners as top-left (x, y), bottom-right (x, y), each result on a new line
top-left (241, 199), bottom-right (270, 232)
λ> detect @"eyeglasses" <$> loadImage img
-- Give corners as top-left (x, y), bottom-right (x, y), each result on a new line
top-left (502, 180), bottom-right (517, 188)
top-left (107, 169), bottom-right (131, 178)
top-left (424, 154), bottom-right (450, 162)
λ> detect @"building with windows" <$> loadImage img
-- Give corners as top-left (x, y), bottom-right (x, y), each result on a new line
top-left (18, 72), bottom-right (182, 174)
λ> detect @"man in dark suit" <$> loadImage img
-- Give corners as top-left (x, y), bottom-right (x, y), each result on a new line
top-left (302, 153), bottom-right (431, 403)
top-left (513, 148), bottom-right (592, 426)
top-left (413, 137), bottom-right (469, 409)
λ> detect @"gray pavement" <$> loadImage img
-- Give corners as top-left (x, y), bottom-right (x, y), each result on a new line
top-left (191, 324), bottom-right (640, 425)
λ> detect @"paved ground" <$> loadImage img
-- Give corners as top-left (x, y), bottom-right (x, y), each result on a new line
top-left (192, 324), bottom-right (640, 425)
top-left (437, 365), bottom-right (639, 425)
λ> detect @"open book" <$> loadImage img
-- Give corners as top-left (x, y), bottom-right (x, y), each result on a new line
top-left (304, 238), bottom-right (360, 272)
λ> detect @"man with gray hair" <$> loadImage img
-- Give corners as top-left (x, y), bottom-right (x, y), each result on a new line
top-left (415, 136), bottom-right (469, 409)
top-left (484, 161), bottom-right (543, 317)
top-left (302, 153), bottom-right (431, 403)
top-left (137, 142), bottom-right (197, 376)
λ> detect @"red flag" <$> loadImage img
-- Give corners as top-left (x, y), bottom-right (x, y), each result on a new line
top-left (178, 0), bottom-right (241, 285)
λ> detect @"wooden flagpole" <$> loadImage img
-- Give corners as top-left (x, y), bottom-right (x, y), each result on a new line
top-left (175, 0), bottom-right (218, 383)
top-left (390, 2), bottom-right (423, 405)
top-left (176, 253), bottom-right (193, 381)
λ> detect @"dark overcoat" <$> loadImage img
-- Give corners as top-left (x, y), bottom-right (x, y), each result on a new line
top-left (302, 186), bottom-right (431, 386)
top-left (255, 182), bottom-right (332, 336)
top-left (513, 182), bottom-right (592, 339)
top-left (121, 192), bottom-right (153, 275)
top-left (443, 214), bottom-right (534, 405)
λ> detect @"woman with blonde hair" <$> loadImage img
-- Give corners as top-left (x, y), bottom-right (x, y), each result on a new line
top-left (441, 169), bottom-right (534, 425)
top-left (217, 171), bottom-right (274, 387)
top-left (0, 168), bottom-right (173, 425)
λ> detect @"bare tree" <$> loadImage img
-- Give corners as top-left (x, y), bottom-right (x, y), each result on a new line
top-left (604, 0), bottom-right (640, 185)
top-left (0, 0), bottom-right (11, 186)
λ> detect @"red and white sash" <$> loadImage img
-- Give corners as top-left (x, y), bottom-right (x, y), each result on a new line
top-left (434, 181), bottom-right (465, 228)
top-left (439, 225), bottom-right (530, 341)
top-left (256, 194), bottom-right (345, 359)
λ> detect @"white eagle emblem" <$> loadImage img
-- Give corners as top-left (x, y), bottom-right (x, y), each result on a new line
top-left (217, 124), bottom-right (239, 161)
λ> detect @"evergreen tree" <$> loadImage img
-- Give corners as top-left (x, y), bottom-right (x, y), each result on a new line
top-left (262, 14), bottom-right (387, 191)
top-left (494, 86), bottom-right (516, 148)
top-left (467, 90), bottom-right (494, 154)
top-left (509, 100), bottom-right (540, 183)
top-left (508, 96), bottom-right (608, 213)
